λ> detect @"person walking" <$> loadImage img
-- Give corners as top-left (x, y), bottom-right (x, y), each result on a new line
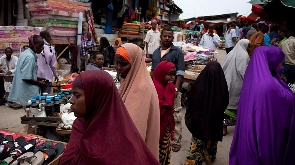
top-left (221, 39), bottom-right (252, 135)
top-left (281, 30), bottom-right (295, 84)
top-left (199, 24), bottom-right (220, 51)
top-left (245, 23), bottom-right (257, 39)
top-left (153, 61), bottom-right (176, 164)
top-left (37, 30), bottom-right (58, 94)
top-left (8, 35), bottom-right (47, 108)
top-left (185, 62), bottom-right (229, 165)
top-left (151, 26), bottom-right (185, 152)
top-left (229, 46), bottom-right (295, 165)
top-left (224, 23), bottom-right (238, 54)
top-left (0, 47), bottom-right (18, 105)
top-left (114, 43), bottom-right (160, 159)
top-left (249, 22), bottom-right (268, 56)
top-left (145, 19), bottom-right (161, 59)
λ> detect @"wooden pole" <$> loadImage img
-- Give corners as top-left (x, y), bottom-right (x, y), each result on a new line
top-left (57, 45), bottom-right (69, 60)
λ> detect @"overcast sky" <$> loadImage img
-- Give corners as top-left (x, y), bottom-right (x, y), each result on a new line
top-left (173, 0), bottom-right (252, 19)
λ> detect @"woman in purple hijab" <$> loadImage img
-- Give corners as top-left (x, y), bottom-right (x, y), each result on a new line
top-left (229, 46), bottom-right (295, 165)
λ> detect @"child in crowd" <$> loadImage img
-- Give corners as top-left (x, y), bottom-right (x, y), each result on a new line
top-left (85, 52), bottom-right (104, 71)
top-left (152, 60), bottom-right (176, 165)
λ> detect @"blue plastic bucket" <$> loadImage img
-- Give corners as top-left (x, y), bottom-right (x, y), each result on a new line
top-left (104, 25), bottom-right (112, 34)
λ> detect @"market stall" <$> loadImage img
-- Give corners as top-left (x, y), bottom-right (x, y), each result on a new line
top-left (118, 22), bottom-right (147, 46)
top-left (0, 129), bottom-right (66, 165)
top-left (19, 73), bottom-right (79, 141)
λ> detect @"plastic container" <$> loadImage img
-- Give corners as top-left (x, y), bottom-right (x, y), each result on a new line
top-left (40, 96), bottom-right (46, 103)
top-left (54, 97), bottom-right (60, 113)
top-left (47, 96), bottom-right (54, 103)
top-left (64, 92), bottom-right (71, 100)
top-left (104, 25), bottom-right (112, 34)
top-left (30, 99), bottom-right (39, 117)
top-left (60, 94), bottom-right (67, 104)
top-left (34, 96), bottom-right (40, 103)
top-left (25, 105), bottom-right (30, 117)
top-left (40, 96), bottom-right (46, 112)
top-left (45, 99), bottom-right (54, 116)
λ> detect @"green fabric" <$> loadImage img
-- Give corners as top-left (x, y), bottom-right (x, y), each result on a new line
top-left (32, 19), bottom-right (77, 25)
top-left (33, 23), bottom-right (78, 28)
top-left (0, 163), bottom-right (8, 165)
top-left (279, 37), bottom-right (287, 48)
top-left (225, 109), bottom-right (237, 119)
top-left (281, 0), bottom-right (295, 7)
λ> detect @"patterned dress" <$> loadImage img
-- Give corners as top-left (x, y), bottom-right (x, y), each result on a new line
top-left (186, 137), bottom-right (218, 165)
top-left (159, 127), bottom-right (171, 165)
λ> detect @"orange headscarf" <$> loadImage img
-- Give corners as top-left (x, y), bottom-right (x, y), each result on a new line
top-left (116, 47), bottom-right (130, 63)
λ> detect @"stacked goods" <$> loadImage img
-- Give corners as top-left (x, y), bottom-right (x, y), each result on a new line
top-left (26, 0), bottom-right (92, 44)
top-left (142, 23), bottom-right (152, 34)
top-left (0, 26), bottom-right (45, 56)
top-left (121, 23), bottom-right (142, 35)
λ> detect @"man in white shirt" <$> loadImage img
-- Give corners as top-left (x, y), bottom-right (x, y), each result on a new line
top-left (145, 19), bottom-right (161, 59)
top-left (281, 30), bottom-right (295, 84)
top-left (0, 47), bottom-right (18, 104)
top-left (199, 24), bottom-right (220, 51)
top-left (225, 23), bottom-right (238, 54)
top-left (0, 47), bottom-right (18, 75)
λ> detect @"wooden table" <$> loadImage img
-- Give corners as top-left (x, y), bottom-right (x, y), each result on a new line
top-left (56, 128), bottom-right (72, 135)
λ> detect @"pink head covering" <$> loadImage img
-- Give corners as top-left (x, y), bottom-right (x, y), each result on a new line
top-left (118, 43), bottom-right (160, 159)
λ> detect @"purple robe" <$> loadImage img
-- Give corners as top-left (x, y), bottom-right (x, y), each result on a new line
top-left (229, 46), bottom-right (295, 165)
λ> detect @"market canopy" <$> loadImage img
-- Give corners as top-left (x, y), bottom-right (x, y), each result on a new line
top-left (238, 10), bottom-right (259, 22)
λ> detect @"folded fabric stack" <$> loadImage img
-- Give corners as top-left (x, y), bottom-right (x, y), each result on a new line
top-left (121, 23), bottom-right (142, 35)
top-left (26, 0), bottom-right (91, 44)
top-left (0, 26), bottom-right (45, 56)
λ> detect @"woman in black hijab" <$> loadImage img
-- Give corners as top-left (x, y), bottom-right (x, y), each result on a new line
top-left (99, 37), bottom-right (115, 67)
top-left (185, 61), bottom-right (229, 165)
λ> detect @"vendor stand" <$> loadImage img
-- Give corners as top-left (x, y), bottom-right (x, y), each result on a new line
top-left (20, 74), bottom-right (78, 142)
top-left (181, 44), bottom-right (218, 106)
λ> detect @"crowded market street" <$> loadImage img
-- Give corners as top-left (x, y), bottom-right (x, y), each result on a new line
top-left (2, 48), bottom-right (231, 165)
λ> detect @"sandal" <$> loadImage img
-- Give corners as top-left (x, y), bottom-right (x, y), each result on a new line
top-left (17, 151), bottom-right (44, 165)
top-left (172, 144), bottom-right (181, 152)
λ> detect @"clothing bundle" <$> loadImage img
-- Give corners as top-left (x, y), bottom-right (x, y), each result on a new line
top-left (0, 26), bottom-right (45, 56)
top-left (26, 0), bottom-right (92, 44)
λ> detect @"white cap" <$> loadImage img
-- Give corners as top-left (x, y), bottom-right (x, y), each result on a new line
top-left (28, 100), bottom-right (32, 105)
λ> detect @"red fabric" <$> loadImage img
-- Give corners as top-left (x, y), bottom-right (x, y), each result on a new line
top-left (59, 70), bottom-right (159, 165)
top-left (152, 61), bottom-right (175, 142)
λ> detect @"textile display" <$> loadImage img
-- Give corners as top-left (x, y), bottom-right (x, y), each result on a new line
top-left (26, 0), bottom-right (92, 44)
top-left (0, 26), bottom-right (45, 56)
top-left (120, 23), bottom-right (142, 36)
